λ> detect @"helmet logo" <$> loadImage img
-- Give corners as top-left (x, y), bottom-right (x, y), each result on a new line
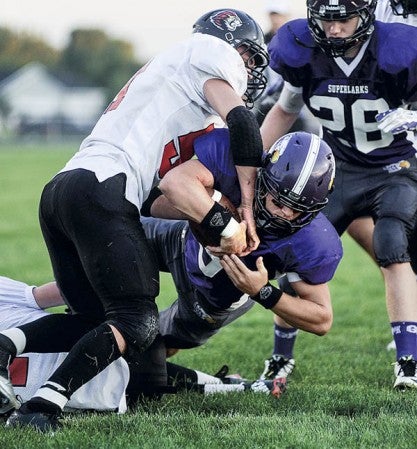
top-left (270, 150), bottom-right (280, 163)
top-left (319, 0), bottom-right (347, 15)
top-left (210, 10), bottom-right (243, 32)
top-left (269, 134), bottom-right (291, 163)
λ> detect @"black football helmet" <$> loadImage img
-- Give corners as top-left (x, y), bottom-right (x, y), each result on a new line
top-left (307, 0), bottom-right (377, 57)
top-left (390, 0), bottom-right (417, 17)
top-left (193, 9), bottom-right (269, 108)
top-left (254, 132), bottom-right (335, 235)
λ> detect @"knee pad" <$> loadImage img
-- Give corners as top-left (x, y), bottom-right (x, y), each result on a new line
top-left (374, 217), bottom-right (411, 267)
top-left (107, 301), bottom-right (159, 354)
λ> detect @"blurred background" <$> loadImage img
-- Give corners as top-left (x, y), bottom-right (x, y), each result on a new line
top-left (0, 0), bottom-right (306, 141)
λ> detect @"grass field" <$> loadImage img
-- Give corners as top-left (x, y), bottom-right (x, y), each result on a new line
top-left (0, 144), bottom-right (416, 449)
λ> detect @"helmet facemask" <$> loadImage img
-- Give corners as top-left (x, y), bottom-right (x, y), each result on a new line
top-left (390, 0), bottom-right (417, 17)
top-left (254, 132), bottom-right (335, 236)
top-left (254, 170), bottom-right (327, 235)
top-left (235, 40), bottom-right (269, 108)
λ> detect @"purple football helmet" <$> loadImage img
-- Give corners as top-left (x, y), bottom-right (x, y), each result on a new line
top-left (254, 132), bottom-right (335, 235)
top-left (193, 9), bottom-right (269, 108)
top-left (390, 0), bottom-right (417, 17)
top-left (307, 0), bottom-right (377, 57)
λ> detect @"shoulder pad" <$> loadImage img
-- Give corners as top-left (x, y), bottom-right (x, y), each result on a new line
top-left (268, 19), bottom-right (313, 70)
top-left (375, 22), bottom-right (417, 74)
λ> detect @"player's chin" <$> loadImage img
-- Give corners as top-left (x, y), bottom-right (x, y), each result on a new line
top-left (166, 348), bottom-right (180, 358)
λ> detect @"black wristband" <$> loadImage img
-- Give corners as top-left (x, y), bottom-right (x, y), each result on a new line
top-left (200, 202), bottom-right (233, 240)
top-left (140, 186), bottom-right (163, 217)
top-left (250, 283), bottom-right (283, 309)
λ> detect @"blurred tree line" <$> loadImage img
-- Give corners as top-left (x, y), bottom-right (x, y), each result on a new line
top-left (0, 26), bottom-right (142, 103)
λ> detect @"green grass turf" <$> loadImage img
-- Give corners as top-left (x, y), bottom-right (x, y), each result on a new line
top-left (0, 145), bottom-right (414, 449)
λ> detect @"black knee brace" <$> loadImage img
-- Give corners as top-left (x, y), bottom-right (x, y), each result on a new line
top-left (107, 300), bottom-right (159, 354)
top-left (374, 216), bottom-right (411, 267)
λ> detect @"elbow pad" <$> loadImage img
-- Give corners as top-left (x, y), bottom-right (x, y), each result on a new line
top-left (226, 106), bottom-right (263, 167)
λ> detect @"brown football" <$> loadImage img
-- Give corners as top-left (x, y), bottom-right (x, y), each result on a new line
top-left (189, 188), bottom-right (241, 247)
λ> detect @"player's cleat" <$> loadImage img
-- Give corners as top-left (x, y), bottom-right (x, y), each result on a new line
top-left (386, 339), bottom-right (396, 351)
top-left (0, 374), bottom-right (21, 415)
top-left (5, 409), bottom-right (62, 432)
top-left (0, 335), bottom-right (19, 415)
top-left (259, 354), bottom-right (295, 380)
top-left (213, 365), bottom-right (247, 384)
top-left (393, 356), bottom-right (417, 390)
top-left (202, 377), bottom-right (287, 398)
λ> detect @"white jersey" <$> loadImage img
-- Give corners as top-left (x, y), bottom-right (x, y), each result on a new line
top-left (0, 276), bottom-right (129, 413)
top-left (375, 0), bottom-right (417, 26)
top-left (60, 33), bottom-right (247, 210)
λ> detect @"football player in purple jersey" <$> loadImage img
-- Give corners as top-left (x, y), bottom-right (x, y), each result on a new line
top-left (347, 0), bottom-right (417, 249)
top-left (155, 129), bottom-right (341, 369)
top-left (344, 0), bottom-right (417, 353)
top-left (261, 0), bottom-right (417, 389)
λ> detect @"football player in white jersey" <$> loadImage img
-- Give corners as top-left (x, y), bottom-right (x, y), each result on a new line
top-left (0, 9), bottom-right (269, 430)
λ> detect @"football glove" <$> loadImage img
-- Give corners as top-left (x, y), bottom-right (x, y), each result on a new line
top-left (376, 108), bottom-right (417, 135)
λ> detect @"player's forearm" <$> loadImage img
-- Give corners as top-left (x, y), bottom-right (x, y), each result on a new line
top-left (235, 165), bottom-right (257, 209)
top-left (150, 194), bottom-right (190, 220)
top-left (159, 161), bottom-right (215, 223)
top-left (33, 282), bottom-right (65, 309)
top-left (260, 104), bottom-right (298, 150)
top-left (271, 295), bottom-right (333, 336)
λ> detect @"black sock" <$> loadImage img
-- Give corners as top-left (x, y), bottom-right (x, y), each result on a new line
top-left (126, 334), bottom-right (168, 403)
top-left (47, 322), bottom-right (122, 397)
top-left (166, 362), bottom-right (198, 390)
top-left (20, 314), bottom-right (97, 353)
top-left (0, 334), bottom-right (17, 374)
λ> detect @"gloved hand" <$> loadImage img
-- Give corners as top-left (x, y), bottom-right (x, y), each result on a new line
top-left (376, 108), bottom-right (417, 135)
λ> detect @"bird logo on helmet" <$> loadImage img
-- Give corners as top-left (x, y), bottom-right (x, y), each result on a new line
top-left (193, 8), bottom-right (269, 108)
top-left (210, 10), bottom-right (243, 32)
top-left (254, 132), bottom-right (335, 235)
top-left (307, 0), bottom-right (377, 57)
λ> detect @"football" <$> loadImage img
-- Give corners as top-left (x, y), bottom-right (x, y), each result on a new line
top-left (189, 188), bottom-right (241, 247)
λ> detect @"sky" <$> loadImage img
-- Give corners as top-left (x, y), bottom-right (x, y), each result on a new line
top-left (1, 0), bottom-right (307, 61)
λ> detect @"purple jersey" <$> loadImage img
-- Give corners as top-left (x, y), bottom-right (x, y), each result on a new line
top-left (269, 20), bottom-right (417, 167)
top-left (184, 129), bottom-right (343, 309)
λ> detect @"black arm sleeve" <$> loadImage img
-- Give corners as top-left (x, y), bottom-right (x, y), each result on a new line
top-left (226, 106), bottom-right (263, 167)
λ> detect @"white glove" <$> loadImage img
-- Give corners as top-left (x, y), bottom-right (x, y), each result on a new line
top-left (376, 108), bottom-right (417, 135)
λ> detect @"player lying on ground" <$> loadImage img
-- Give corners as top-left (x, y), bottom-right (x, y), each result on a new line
top-left (0, 275), bottom-right (286, 420)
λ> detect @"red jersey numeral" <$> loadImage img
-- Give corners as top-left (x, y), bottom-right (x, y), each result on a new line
top-left (158, 124), bottom-right (214, 178)
top-left (10, 356), bottom-right (29, 387)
